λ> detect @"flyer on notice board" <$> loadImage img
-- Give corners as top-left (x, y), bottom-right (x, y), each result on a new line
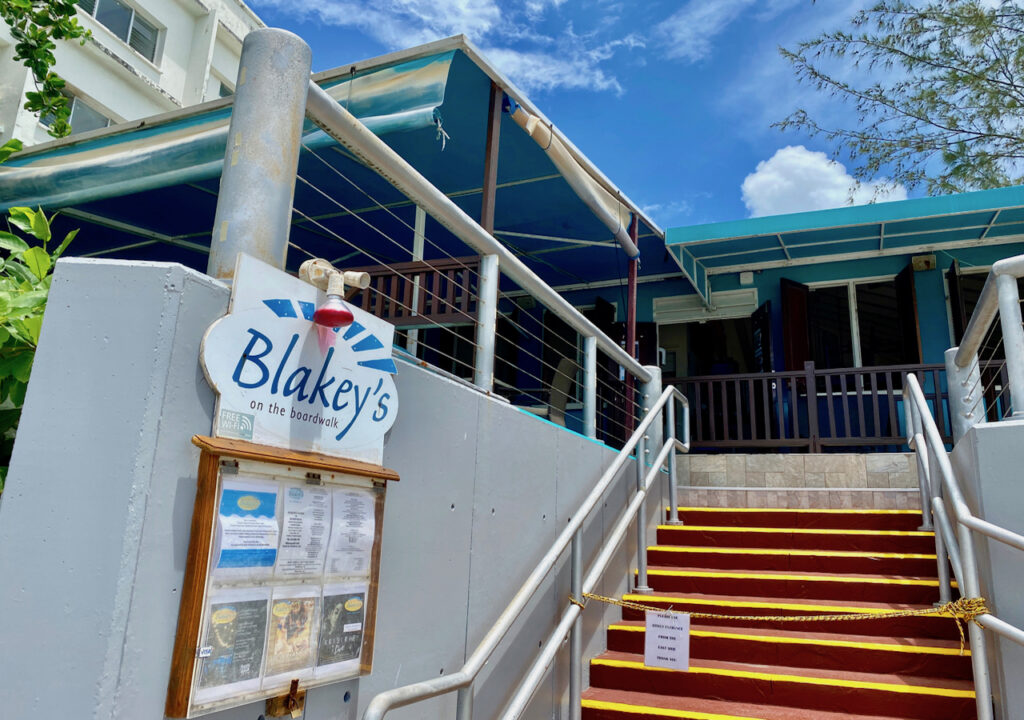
top-left (275, 484), bottom-right (331, 578)
top-left (316, 581), bottom-right (369, 679)
top-left (325, 488), bottom-right (375, 577)
top-left (195, 587), bottom-right (271, 705)
top-left (263, 586), bottom-right (320, 688)
top-left (214, 479), bottom-right (280, 581)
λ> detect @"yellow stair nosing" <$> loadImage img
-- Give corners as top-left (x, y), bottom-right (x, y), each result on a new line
top-left (647, 545), bottom-right (937, 560)
top-left (591, 657), bottom-right (975, 699)
top-left (670, 507), bottom-right (922, 515)
top-left (606, 624), bottom-right (970, 656)
top-left (635, 567), bottom-right (948, 587)
top-left (658, 525), bottom-right (933, 537)
top-left (581, 698), bottom-right (761, 720)
top-left (621, 593), bottom-right (950, 617)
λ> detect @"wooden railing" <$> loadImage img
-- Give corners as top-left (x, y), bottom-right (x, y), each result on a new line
top-left (667, 362), bottom-right (953, 452)
top-left (346, 256), bottom-right (480, 327)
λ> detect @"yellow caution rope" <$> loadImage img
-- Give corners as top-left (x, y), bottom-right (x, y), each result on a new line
top-left (574, 592), bottom-right (989, 655)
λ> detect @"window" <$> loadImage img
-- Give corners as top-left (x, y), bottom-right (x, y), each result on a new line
top-left (41, 93), bottom-right (112, 135)
top-left (78, 0), bottom-right (160, 62)
top-left (218, 81), bottom-right (233, 98)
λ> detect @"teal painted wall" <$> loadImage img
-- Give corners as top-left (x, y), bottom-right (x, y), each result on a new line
top-left (558, 242), bottom-right (1024, 371)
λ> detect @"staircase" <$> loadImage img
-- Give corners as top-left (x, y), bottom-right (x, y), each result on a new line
top-left (581, 506), bottom-right (976, 720)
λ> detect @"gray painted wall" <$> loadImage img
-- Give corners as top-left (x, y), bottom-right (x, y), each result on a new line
top-left (951, 421), bottom-right (1024, 720)
top-left (0, 258), bottom-right (650, 720)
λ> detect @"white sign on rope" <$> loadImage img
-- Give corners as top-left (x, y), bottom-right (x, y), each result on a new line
top-left (644, 610), bottom-right (690, 672)
top-left (202, 254), bottom-right (399, 465)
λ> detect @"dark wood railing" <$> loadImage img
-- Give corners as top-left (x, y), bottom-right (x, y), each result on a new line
top-left (667, 362), bottom-right (953, 452)
top-left (346, 256), bottom-right (480, 327)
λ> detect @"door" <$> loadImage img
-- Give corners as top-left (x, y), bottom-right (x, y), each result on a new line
top-left (780, 278), bottom-right (810, 371)
top-left (895, 263), bottom-right (923, 363)
top-left (752, 300), bottom-right (774, 373)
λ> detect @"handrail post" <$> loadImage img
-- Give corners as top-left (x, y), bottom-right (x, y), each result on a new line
top-left (996, 272), bottom-right (1024, 417)
top-left (207, 29), bottom-right (312, 282)
top-left (568, 532), bottom-right (583, 720)
top-left (666, 398), bottom-right (682, 525)
top-left (583, 335), bottom-right (597, 439)
top-left (945, 347), bottom-right (982, 443)
top-left (634, 433), bottom-right (652, 593)
top-left (958, 523), bottom-right (994, 720)
top-left (473, 253), bottom-right (499, 391)
top-left (640, 366), bottom-right (663, 453)
top-left (456, 685), bottom-right (473, 720)
top-left (804, 361), bottom-right (819, 452)
top-left (914, 431), bottom-right (934, 532)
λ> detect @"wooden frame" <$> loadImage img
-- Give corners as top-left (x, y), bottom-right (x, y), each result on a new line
top-left (165, 436), bottom-right (399, 718)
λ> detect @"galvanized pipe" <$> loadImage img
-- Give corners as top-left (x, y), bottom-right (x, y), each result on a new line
top-left (634, 434), bottom-right (651, 593)
top-left (958, 523), bottom-right (994, 720)
top-left (945, 347), bottom-right (982, 443)
top-left (474, 253), bottom-right (499, 390)
top-left (304, 81), bottom-right (651, 383)
top-left (207, 29), bottom-right (312, 281)
top-left (931, 497), bottom-right (964, 588)
top-left (456, 686), bottom-right (472, 720)
top-left (914, 432), bottom-right (933, 531)
top-left (583, 336), bottom-right (597, 439)
top-left (362, 387), bottom-right (683, 720)
top-left (666, 399), bottom-right (681, 525)
top-left (568, 532), bottom-right (583, 720)
top-left (500, 440), bottom-right (674, 720)
top-left (996, 272), bottom-right (1024, 416)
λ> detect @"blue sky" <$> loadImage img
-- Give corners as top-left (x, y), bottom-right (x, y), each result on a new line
top-left (246, 0), bottom-right (908, 231)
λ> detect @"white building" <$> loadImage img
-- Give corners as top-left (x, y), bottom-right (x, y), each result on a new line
top-left (0, 0), bottom-right (264, 146)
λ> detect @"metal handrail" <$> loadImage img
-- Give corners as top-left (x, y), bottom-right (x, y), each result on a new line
top-left (905, 373), bottom-right (1024, 720)
top-left (362, 385), bottom-right (689, 720)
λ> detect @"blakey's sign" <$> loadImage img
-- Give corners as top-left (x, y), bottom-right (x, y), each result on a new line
top-left (201, 254), bottom-right (399, 464)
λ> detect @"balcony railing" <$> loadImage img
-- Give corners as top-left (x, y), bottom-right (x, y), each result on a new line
top-left (668, 361), bottom-right (953, 452)
top-left (346, 256), bottom-right (481, 327)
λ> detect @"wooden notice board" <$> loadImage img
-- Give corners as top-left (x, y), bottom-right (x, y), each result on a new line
top-left (166, 436), bottom-right (399, 718)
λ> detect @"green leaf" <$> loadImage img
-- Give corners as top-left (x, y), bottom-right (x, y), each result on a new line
top-left (7, 289), bottom-right (48, 310)
top-left (53, 227), bottom-right (77, 259)
top-left (8, 378), bottom-right (27, 407)
top-left (0, 231), bottom-right (29, 255)
top-left (21, 246), bottom-right (50, 280)
top-left (3, 261), bottom-right (36, 285)
top-left (0, 139), bottom-right (22, 164)
top-left (6, 207), bottom-right (34, 235)
top-left (20, 314), bottom-right (43, 345)
top-left (30, 207), bottom-right (51, 245)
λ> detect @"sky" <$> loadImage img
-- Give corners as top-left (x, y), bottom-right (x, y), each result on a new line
top-left (245, 0), bottom-right (911, 232)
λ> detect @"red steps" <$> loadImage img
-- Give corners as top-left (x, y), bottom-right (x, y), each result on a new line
top-left (582, 506), bottom-right (974, 720)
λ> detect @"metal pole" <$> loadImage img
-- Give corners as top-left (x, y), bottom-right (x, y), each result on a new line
top-left (666, 398), bottom-right (681, 525)
top-left (474, 254), bottom-right (499, 391)
top-left (634, 434), bottom-right (651, 592)
top-left (583, 335), bottom-right (597, 439)
top-left (568, 532), bottom-right (583, 720)
top-left (958, 524), bottom-right (994, 720)
top-left (625, 216), bottom-right (639, 435)
top-left (945, 347), bottom-right (982, 443)
top-left (914, 433), bottom-right (933, 531)
top-left (480, 81), bottom-right (502, 233)
top-left (407, 206), bottom-right (426, 356)
top-left (207, 29), bottom-right (312, 281)
top-left (996, 272), bottom-right (1024, 417)
top-left (641, 366), bottom-right (663, 457)
top-left (456, 686), bottom-right (473, 720)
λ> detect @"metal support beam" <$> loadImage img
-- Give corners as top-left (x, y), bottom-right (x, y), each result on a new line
top-left (480, 81), bottom-right (502, 233)
top-left (207, 29), bottom-right (312, 281)
top-left (568, 532), bottom-right (583, 720)
top-left (407, 206), bottom-right (426, 357)
top-left (583, 335), bottom-right (597, 439)
top-left (945, 347), bottom-right (982, 442)
top-left (474, 254), bottom-right (499, 391)
top-left (634, 433), bottom-right (651, 593)
top-left (625, 215), bottom-right (639, 433)
top-left (996, 272), bottom-right (1024, 416)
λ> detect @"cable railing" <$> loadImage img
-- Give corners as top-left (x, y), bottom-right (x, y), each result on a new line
top-left (362, 382), bottom-right (690, 720)
top-left (904, 373), bottom-right (1024, 720)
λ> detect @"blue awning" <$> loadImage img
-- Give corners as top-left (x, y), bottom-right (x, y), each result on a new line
top-left (666, 185), bottom-right (1024, 303)
top-left (0, 37), bottom-right (672, 291)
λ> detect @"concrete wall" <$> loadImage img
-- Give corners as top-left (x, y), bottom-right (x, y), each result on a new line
top-left (0, 258), bottom-right (648, 720)
top-left (950, 421), bottom-right (1024, 720)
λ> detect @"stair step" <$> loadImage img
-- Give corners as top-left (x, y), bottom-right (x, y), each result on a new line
top-left (646, 544), bottom-right (939, 575)
top-left (638, 566), bottom-right (948, 605)
top-left (589, 651), bottom-right (976, 720)
top-left (669, 507), bottom-right (924, 531)
top-left (657, 524), bottom-right (936, 553)
top-left (606, 621), bottom-right (972, 680)
top-left (582, 687), bottom-right (931, 720)
top-left (620, 591), bottom-right (962, 641)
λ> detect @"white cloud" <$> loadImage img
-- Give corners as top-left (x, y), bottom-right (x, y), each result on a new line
top-left (249, 0), bottom-right (639, 95)
top-left (657, 0), bottom-right (754, 63)
top-left (741, 145), bottom-right (907, 217)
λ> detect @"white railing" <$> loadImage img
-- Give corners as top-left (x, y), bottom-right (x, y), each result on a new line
top-left (362, 380), bottom-right (689, 720)
top-left (907, 252), bottom-right (1024, 720)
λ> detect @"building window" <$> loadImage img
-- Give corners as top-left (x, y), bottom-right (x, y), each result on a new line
top-left (807, 277), bottom-right (912, 369)
top-left (42, 93), bottom-right (113, 135)
top-left (78, 0), bottom-right (160, 63)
